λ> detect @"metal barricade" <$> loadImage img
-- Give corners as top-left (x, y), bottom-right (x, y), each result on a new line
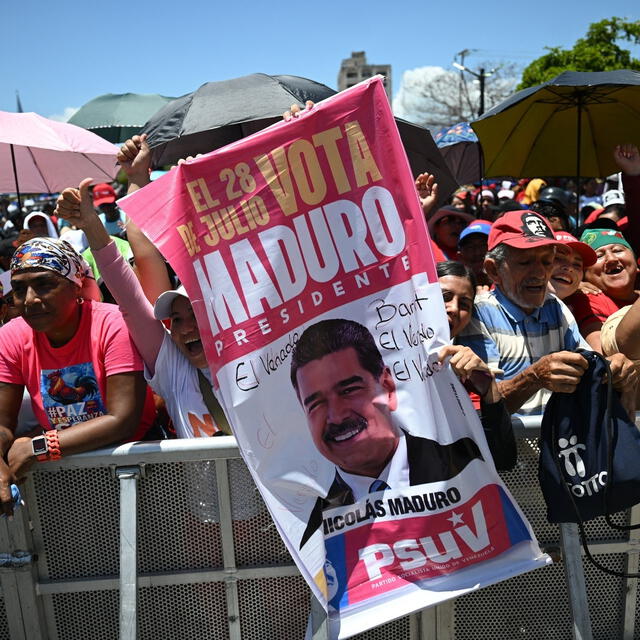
top-left (0, 423), bottom-right (638, 640)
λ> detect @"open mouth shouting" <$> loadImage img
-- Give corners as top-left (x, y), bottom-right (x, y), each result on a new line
top-left (603, 262), bottom-right (624, 276)
top-left (184, 336), bottom-right (203, 355)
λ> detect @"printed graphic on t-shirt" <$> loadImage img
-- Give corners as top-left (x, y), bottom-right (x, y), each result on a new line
top-left (40, 363), bottom-right (106, 429)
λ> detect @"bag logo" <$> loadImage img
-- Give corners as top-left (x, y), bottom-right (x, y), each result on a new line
top-left (558, 436), bottom-right (586, 478)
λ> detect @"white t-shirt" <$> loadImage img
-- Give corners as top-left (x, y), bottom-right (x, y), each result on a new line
top-left (147, 333), bottom-right (262, 520)
top-left (146, 333), bottom-right (224, 439)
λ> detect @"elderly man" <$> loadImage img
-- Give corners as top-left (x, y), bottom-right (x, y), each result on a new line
top-left (458, 210), bottom-right (636, 416)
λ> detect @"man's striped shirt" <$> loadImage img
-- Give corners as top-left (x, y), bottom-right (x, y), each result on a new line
top-left (457, 287), bottom-right (588, 416)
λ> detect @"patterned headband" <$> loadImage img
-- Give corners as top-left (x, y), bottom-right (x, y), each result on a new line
top-left (10, 238), bottom-right (94, 287)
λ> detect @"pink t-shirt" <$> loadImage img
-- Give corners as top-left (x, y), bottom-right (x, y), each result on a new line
top-left (0, 300), bottom-right (154, 438)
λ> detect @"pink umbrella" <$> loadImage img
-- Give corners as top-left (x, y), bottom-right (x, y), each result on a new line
top-left (0, 111), bottom-right (120, 202)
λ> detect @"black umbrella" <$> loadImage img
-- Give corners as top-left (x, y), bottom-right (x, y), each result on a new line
top-left (396, 119), bottom-right (458, 207)
top-left (142, 73), bottom-right (457, 205)
top-left (142, 74), bottom-right (337, 167)
top-left (472, 69), bottom-right (640, 183)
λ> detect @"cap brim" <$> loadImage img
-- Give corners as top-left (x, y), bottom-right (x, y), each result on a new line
top-left (564, 241), bottom-right (597, 267)
top-left (93, 197), bottom-right (116, 207)
top-left (153, 285), bottom-right (189, 320)
top-left (495, 236), bottom-right (562, 251)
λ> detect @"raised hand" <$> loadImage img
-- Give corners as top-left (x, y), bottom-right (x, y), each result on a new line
top-left (117, 134), bottom-right (152, 185)
top-left (415, 172), bottom-right (439, 217)
top-left (55, 178), bottom-right (95, 230)
top-left (55, 179), bottom-right (111, 250)
top-left (283, 100), bottom-right (314, 121)
top-left (613, 144), bottom-right (640, 177)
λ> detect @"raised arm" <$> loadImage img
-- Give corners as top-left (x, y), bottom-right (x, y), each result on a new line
top-left (56, 181), bottom-right (166, 375)
top-left (612, 297), bottom-right (640, 360)
top-left (118, 135), bottom-right (173, 304)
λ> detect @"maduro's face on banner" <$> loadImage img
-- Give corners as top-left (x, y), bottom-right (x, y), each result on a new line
top-left (294, 346), bottom-right (399, 479)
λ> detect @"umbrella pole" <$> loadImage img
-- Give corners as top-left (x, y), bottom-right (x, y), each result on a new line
top-left (9, 143), bottom-right (22, 211)
top-left (9, 144), bottom-right (22, 210)
top-left (575, 97), bottom-right (582, 228)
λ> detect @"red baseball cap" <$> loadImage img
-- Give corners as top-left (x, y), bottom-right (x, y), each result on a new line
top-left (92, 183), bottom-right (117, 207)
top-left (488, 210), bottom-right (561, 251)
top-left (553, 231), bottom-right (597, 267)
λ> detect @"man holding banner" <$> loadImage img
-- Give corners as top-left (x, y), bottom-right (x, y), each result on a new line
top-left (117, 76), bottom-right (549, 638)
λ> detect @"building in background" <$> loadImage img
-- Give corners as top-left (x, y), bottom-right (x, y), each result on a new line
top-left (337, 51), bottom-right (392, 101)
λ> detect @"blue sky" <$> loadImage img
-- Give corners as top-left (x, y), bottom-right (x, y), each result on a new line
top-left (3, 0), bottom-right (639, 119)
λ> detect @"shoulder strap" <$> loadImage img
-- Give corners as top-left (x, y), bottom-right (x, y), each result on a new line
top-left (196, 369), bottom-right (232, 436)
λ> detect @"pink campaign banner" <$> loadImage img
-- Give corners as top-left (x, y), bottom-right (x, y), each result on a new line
top-left (120, 77), bottom-right (549, 639)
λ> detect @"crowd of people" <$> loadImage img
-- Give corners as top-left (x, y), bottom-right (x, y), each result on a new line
top-left (0, 117), bottom-right (639, 523)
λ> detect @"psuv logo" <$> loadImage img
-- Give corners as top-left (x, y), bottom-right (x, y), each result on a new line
top-left (358, 500), bottom-right (490, 580)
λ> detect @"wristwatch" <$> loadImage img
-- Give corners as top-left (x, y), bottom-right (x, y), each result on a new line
top-left (31, 431), bottom-right (62, 462)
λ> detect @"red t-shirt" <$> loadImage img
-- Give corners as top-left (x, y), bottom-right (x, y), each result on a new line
top-left (0, 300), bottom-right (155, 439)
top-left (564, 290), bottom-right (627, 333)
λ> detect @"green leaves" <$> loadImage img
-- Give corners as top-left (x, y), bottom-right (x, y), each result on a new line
top-left (518, 18), bottom-right (640, 89)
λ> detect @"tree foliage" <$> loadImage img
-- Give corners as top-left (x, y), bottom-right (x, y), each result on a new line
top-left (519, 18), bottom-right (640, 89)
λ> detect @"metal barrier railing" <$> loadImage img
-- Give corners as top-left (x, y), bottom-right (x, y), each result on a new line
top-left (0, 423), bottom-right (638, 640)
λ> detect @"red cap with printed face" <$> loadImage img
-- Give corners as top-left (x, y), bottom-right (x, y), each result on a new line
top-left (488, 210), bottom-right (561, 251)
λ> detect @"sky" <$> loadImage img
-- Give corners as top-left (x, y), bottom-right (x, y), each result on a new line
top-left (3, 0), bottom-right (639, 120)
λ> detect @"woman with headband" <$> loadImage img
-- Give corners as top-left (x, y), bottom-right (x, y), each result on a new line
top-left (0, 237), bottom-right (156, 515)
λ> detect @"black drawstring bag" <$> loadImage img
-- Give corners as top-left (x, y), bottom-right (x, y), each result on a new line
top-left (539, 350), bottom-right (640, 577)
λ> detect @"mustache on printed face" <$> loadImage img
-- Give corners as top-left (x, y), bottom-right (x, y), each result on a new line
top-left (324, 415), bottom-right (368, 443)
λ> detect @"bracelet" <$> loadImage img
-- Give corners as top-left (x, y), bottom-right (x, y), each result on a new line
top-left (45, 430), bottom-right (62, 460)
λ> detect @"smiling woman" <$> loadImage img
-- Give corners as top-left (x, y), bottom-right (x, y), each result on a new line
top-left (563, 229), bottom-right (639, 352)
top-left (0, 237), bottom-right (157, 516)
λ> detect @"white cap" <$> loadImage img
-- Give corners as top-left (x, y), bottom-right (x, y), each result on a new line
top-left (153, 285), bottom-right (189, 320)
top-left (602, 189), bottom-right (625, 207)
top-left (498, 188), bottom-right (515, 200)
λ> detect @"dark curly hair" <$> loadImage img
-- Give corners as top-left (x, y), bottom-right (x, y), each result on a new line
top-left (290, 318), bottom-right (384, 391)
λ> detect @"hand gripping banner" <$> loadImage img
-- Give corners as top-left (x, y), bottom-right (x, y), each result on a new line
top-left (120, 77), bottom-right (549, 639)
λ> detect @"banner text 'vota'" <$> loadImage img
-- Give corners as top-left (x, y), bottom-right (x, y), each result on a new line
top-left (175, 120), bottom-right (415, 358)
